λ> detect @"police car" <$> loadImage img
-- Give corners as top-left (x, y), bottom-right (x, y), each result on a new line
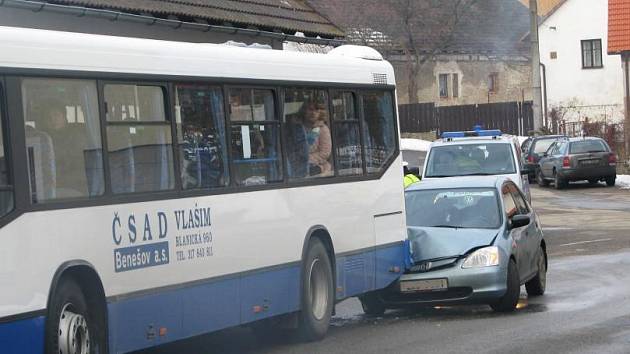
top-left (421, 129), bottom-right (531, 200)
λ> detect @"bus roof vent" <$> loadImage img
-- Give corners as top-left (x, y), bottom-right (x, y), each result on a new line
top-left (372, 73), bottom-right (388, 85)
top-left (328, 45), bottom-right (384, 61)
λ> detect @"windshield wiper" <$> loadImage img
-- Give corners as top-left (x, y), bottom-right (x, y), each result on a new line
top-left (459, 172), bottom-right (498, 176)
top-left (429, 225), bottom-right (462, 229)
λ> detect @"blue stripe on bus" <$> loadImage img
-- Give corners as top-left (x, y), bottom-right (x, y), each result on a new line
top-left (0, 315), bottom-right (45, 354)
top-left (107, 242), bottom-right (404, 353)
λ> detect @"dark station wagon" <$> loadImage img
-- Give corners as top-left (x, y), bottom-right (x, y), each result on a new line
top-left (536, 137), bottom-right (617, 189)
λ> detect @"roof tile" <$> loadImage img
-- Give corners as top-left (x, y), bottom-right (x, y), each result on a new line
top-left (608, 0), bottom-right (630, 54)
top-left (39, 0), bottom-right (344, 37)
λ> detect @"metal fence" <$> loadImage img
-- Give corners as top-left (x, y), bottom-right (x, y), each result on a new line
top-left (398, 101), bottom-right (534, 137)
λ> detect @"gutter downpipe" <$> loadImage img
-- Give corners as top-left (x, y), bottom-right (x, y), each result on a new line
top-left (625, 53), bottom-right (630, 162)
top-left (540, 62), bottom-right (548, 130)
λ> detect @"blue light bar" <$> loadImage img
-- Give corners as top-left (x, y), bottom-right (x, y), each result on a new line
top-left (441, 129), bottom-right (502, 139)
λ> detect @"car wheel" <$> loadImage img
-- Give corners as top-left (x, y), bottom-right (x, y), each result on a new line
top-left (606, 176), bottom-right (616, 187)
top-left (359, 291), bottom-right (386, 316)
top-left (490, 259), bottom-right (520, 313)
top-left (536, 168), bottom-right (549, 187)
top-left (554, 172), bottom-right (566, 190)
top-left (45, 277), bottom-right (107, 354)
top-left (525, 246), bottom-right (547, 297)
top-left (298, 238), bottom-right (334, 342)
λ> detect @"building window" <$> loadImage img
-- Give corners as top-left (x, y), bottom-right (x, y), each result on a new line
top-left (489, 73), bottom-right (499, 93)
top-left (175, 84), bottom-right (229, 189)
top-left (228, 88), bottom-right (282, 186)
top-left (452, 74), bottom-right (459, 98)
top-left (581, 39), bottom-right (603, 69)
top-left (104, 84), bottom-right (175, 194)
top-left (438, 74), bottom-right (449, 98)
top-left (22, 78), bottom-right (105, 202)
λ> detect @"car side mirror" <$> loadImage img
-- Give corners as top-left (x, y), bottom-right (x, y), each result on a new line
top-left (409, 166), bottom-right (420, 176)
top-left (510, 215), bottom-right (530, 229)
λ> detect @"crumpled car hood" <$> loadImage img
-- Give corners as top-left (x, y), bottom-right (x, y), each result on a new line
top-left (407, 226), bottom-right (499, 263)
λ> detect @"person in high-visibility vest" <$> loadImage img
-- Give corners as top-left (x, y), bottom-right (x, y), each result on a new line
top-left (403, 161), bottom-right (420, 188)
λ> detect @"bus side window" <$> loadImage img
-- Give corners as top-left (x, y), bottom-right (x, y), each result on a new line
top-left (362, 91), bottom-right (397, 174)
top-left (228, 88), bottom-right (282, 186)
top-left (283, 88), bottom-right (333, 179)
top-left (0, 82), bottom-right (14, 216)
top-left (331, 91), bottom-right (363, 176)
top-left (175, 84), bottom-right (229, 189)
top-left (21, 78), bottom-right (105, 202)
top-left (104, 84), bottom-right (174, 194)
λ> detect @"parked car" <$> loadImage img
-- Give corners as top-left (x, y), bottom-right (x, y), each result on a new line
top-left (359, 176), bottom-right (547, 314)
top-left (536, 137), bottom-right (617, 189)
top-left (521, 135), bottom-right (567, 182)
top-left (421, 129), bottom-right (531, 200)
top-left (401, 138), bottom-right (430, 176)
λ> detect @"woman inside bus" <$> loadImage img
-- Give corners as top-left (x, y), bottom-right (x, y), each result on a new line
top-left (305, 102), bottom-right (332, 177)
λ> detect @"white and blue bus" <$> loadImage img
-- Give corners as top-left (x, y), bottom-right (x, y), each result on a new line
top-left (0, 26), bottom-right (407, 353)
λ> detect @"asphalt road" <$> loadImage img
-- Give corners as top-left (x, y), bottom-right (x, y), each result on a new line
top-left (141, 183), bottom-right (630, 354)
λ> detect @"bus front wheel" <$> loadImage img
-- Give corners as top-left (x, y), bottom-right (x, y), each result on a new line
top-left (46, 277), bottom-right (106, 354)
top-left (298, 238), bottom-right (334, 341)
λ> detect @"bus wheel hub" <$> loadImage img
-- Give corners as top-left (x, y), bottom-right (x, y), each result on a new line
top-left (58, 304), bottom-right (90, 354)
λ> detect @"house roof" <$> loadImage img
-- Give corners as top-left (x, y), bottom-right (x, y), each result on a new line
top-left (35, 0), bottom-right (344, 38)
top-left (308, 0), bottom-right (531, 56)
top-left (608, 0), bottom-right (630, 54)
top-left (519, 0), bottom-right (568, 18)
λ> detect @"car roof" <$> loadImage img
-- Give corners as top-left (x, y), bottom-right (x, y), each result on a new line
top-left (430, 137), bottom-right (514, 147)
top-left (567, 136), bottom-right (605, 142)
top-left (405, 176), bottom-right (509, 192)
top-left (532, 135), bottom-right (566, 141)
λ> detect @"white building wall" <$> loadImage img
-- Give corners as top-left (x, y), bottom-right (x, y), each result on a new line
top-left (539, 0), bottom-right (624, 123)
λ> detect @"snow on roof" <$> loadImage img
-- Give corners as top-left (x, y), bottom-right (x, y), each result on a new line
top-left (400, 138), bottom-right (432, 152)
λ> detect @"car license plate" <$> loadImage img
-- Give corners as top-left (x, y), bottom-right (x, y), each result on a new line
top-left (400, 278), bottom-right (448, 293)
top-left (580, 159), bottom-right (598, 166)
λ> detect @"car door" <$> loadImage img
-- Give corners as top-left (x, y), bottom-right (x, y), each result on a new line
top-left (501, 182), bottom-right (528, 281)
top-left (510, 185), bottom-right (539, 279)
top-left (543, 142), bottom-right (560, 177)
top-left (538, 142), bottom-right (553, 177)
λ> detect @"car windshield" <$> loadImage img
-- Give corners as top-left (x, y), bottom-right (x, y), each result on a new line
top-left (424, 143), bottom-right (516, 177)
top-left (570, 140), bottom-right (608, 154)
top-left (405, 188), bottom-right (501, 229)
top-left (533, 139), bottom-right (558, 154)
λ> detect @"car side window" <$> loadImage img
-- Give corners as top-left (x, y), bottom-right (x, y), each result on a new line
top-left (550, 142), bottom-right (562, 156)
top-left (509, 185), bottom-right (530, 214)
top-left (501, 184), bottom-right (518, 218)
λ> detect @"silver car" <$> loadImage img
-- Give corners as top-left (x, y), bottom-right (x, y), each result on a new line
top-left (360, 176), bottom-right (547, 314)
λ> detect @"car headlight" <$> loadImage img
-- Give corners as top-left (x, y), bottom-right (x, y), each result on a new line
top-left (461, 246), bottom-right (500, 269)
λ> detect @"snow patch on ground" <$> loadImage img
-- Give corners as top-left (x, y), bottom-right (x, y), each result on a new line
top-left (617, 175), bottom-right (630, 189)
top-left (400, 138), bottom-right (432, 152)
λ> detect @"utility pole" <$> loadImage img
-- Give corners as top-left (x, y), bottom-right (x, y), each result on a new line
top-left (530, 0), bottom-right (543, 132)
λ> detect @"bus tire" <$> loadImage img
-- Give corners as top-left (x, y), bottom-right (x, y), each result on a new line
top-left (45, 276), bottom-right (106, 354)
top-left (298, 238), bottom-right (334, 342)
